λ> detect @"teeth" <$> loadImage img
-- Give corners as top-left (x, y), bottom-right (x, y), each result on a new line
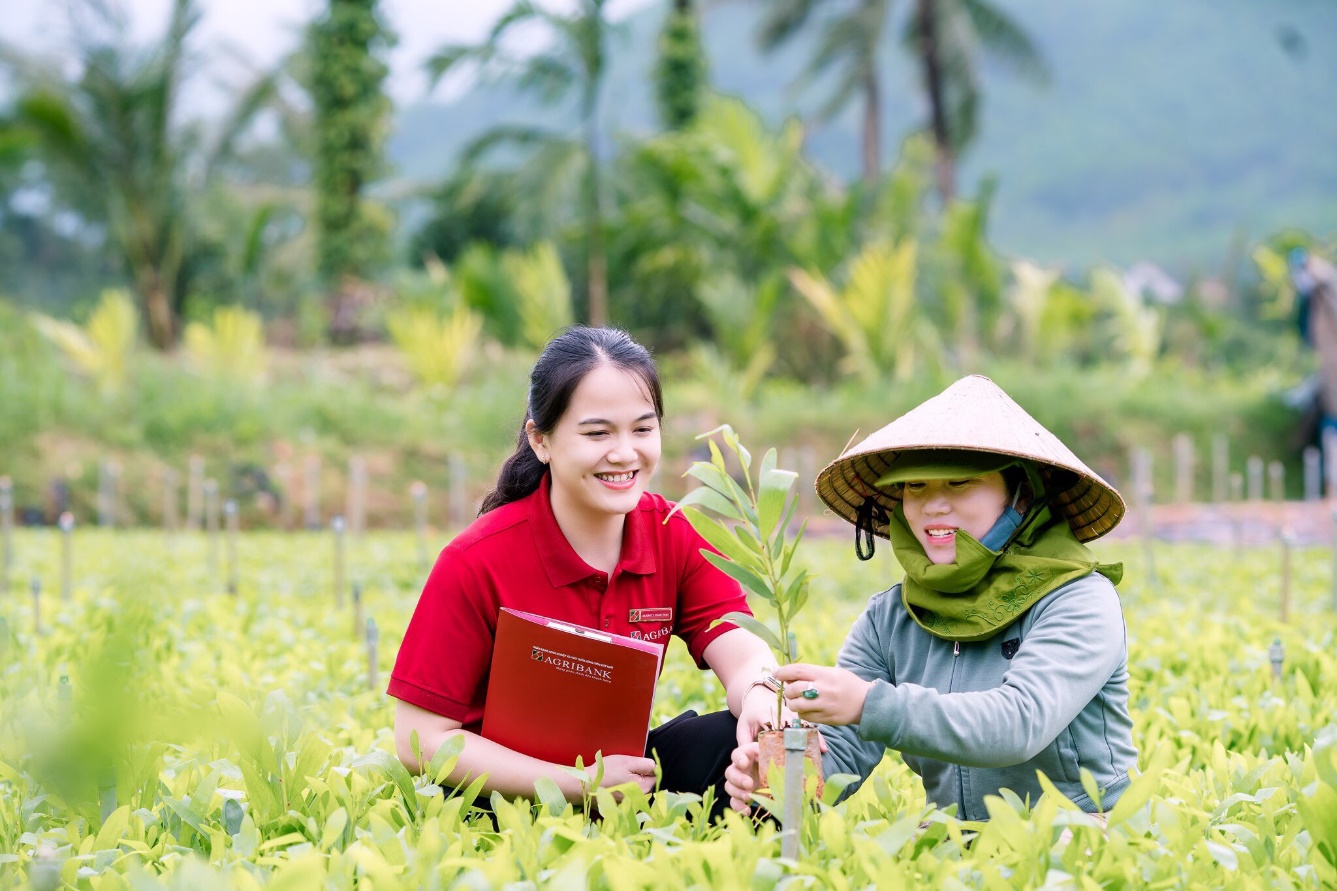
top-left (597, 472), bottom-right (635, 483)
top-left (926, 529), bottom-right (954, 539)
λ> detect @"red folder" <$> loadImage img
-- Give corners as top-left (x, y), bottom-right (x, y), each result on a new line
top-left (481, 608), bottom-right (665, 766)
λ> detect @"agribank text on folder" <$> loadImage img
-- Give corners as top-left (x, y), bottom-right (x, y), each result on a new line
top-left (481, 607), bottom-right (664, 765)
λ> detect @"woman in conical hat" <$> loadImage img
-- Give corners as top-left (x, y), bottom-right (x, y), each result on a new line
top-left (724, 375), bottom-right (1138, 821)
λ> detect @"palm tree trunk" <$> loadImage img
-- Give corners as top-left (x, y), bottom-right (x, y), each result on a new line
top-left (141, 274), bottom-right (176, 350)
top-left (587, 229), bottom-right (608, 328)
top-left (583, 83), bottom-right (608, 327)
top-left (915, 0), bottom-right (955, 202)
top-left (861, 68), bottom-right (881, 180)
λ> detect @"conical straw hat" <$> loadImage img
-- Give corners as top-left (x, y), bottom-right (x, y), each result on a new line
top-left (814, 375), bottom-right (1125, 542)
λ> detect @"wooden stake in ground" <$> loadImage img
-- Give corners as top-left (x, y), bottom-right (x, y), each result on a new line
top-left (332, 515), bottom-right (347, 608)
top-left (98, 459), bottom-right (113, 528)
top-left (1268, 638), bottom-right (1284, 680)
top-left (109, 461), bottom-right (122, 528)
top-left (275, 461), bottom-right (294, 530)
top-left (1173, 433), bottom-right (1193, 505)
top-left (1211, 434), bottom-right (1228, 503)
top-left (366, 617), bottom-right (379, 691)
top-left (97, 461), bottom-right (107, 527)
top-left (1268, 461), bottom-right (1285, 503)
top-left (1131, 448), bottom-right (1157, 588)
top-left (304, 455), bottom-right (322, 531)
top-left (1305, 447), bottom-right (1322, 502)
top-left (1331, 505), bottom-right (1337, 613)
top-left (1230, 473), bottom-right (1244, 550)
top-left (411, 481), bottom-right (428, 569)
top-left (781, 727), bottom-right (806, 860)
top-left (1279, 529), bottom-right (1294, 624)
top-left (1247, 456), bottom-right (1264, 502)
top-left (59, 512), bottom-right (74, 602)
top-left (224, 499), bottom-right (239, 596)
top-left (187, 455), bottom-right (205, 531)
top-left (0, 475), bottom-right (12, 595)
top-left (162, 466), bottom-right (179, 534)
top-left (31, 576), bottom-right (41, 634)
top-left (347, 457), bottom-right (367, 537)
top-left (352, 581), bottom-right (364, 639)
top-left (1128, 446), bottom-right (1147, 533)
top-left (99, 773), bottom-right (117, 822)
top-left (204, 480), bottom-right (220, 580)
top-left (1326, 429), bottom-right (1337, 501)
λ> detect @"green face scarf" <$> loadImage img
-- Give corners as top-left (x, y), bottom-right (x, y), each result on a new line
top-left (888, 504), bottom-right (1123, 642)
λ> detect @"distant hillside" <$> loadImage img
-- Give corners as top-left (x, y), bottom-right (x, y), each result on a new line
top-left (388, 0), bottom-right (1337, 273)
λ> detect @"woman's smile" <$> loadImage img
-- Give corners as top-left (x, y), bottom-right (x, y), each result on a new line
top-left (923, 525), bottom-right (957, 545)
top-left (594, 470), bottom-right (638, 489)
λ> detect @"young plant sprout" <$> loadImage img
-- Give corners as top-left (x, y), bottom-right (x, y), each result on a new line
top-left (668, 425), bottom-right (811, 729)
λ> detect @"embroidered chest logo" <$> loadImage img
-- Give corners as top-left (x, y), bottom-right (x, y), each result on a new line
top-left (1000, 638), bottom-right (1021, 660)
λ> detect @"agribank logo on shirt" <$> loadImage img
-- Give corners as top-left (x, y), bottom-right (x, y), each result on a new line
top-left (628, 607), bottom-right (673, 642)
top-left (628, 626), bottom-right (671, 642)
top-left (529, 646), bottom-right (614, 682)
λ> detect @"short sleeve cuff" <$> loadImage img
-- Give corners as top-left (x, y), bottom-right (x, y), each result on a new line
top-left (683, 618), bottom-right (741, 669)
top-left (386, 675), bottom-right (480, 727)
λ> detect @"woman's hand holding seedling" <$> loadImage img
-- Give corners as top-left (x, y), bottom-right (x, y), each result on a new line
top-left (736, 681), bottom-right (801, 745)
top-left (774, 663), bottom-right (874, 726)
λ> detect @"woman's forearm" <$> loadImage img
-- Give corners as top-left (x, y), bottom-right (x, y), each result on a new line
top-left (431, 730), bottom-right (595, 802)
top-left (395, 701), bottom-right (591, 802)
top-left (705, 629), bottom-right (779, 715)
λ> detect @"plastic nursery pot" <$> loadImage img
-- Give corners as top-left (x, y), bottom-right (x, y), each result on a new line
top-left (756, 725), bottom-right (824, 799)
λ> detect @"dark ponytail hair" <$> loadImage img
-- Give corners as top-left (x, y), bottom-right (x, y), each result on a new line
top-left (479, 326), bottom-right (664, 514)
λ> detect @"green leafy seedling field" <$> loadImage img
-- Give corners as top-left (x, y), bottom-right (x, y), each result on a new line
top-left (1, 529), bottom-right (1336, 888)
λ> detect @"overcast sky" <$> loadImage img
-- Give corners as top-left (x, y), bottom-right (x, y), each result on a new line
top-left (1, 0), bottom-right (654, 104)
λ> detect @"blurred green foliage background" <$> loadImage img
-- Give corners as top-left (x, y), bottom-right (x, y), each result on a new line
top-left (0, 0), bottom-right (1334, 527)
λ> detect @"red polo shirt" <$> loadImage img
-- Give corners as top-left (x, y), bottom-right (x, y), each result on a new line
top-left (388, 475), bottom-right (751, 732)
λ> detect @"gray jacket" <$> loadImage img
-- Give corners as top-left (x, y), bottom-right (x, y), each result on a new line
top-left (821, 572), bottom-right (1137, 821)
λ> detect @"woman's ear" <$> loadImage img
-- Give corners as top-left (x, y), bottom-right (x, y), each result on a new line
top-left (525, 420), bottom-right (548, 465)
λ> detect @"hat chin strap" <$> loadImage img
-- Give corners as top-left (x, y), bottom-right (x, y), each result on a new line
top-left (1002, 488), bottom-right (1060, 550)
top-left (854, 496), bottom-right (889, 561)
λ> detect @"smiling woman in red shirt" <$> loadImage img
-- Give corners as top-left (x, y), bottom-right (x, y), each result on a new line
top-left (389, 326), bottom-right (781, 817)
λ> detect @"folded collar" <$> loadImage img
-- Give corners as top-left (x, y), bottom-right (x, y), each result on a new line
top-left (529, 473), bottom-right (657, 587)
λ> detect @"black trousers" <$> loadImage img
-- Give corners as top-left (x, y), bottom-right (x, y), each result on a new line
top-left (452, 709), bottom-right (739, 823)
top-left (645, 708), bottom-right (738, 822)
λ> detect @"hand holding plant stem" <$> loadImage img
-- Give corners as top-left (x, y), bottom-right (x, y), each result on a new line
top-left (667, 425), bottom-right (811, 729)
